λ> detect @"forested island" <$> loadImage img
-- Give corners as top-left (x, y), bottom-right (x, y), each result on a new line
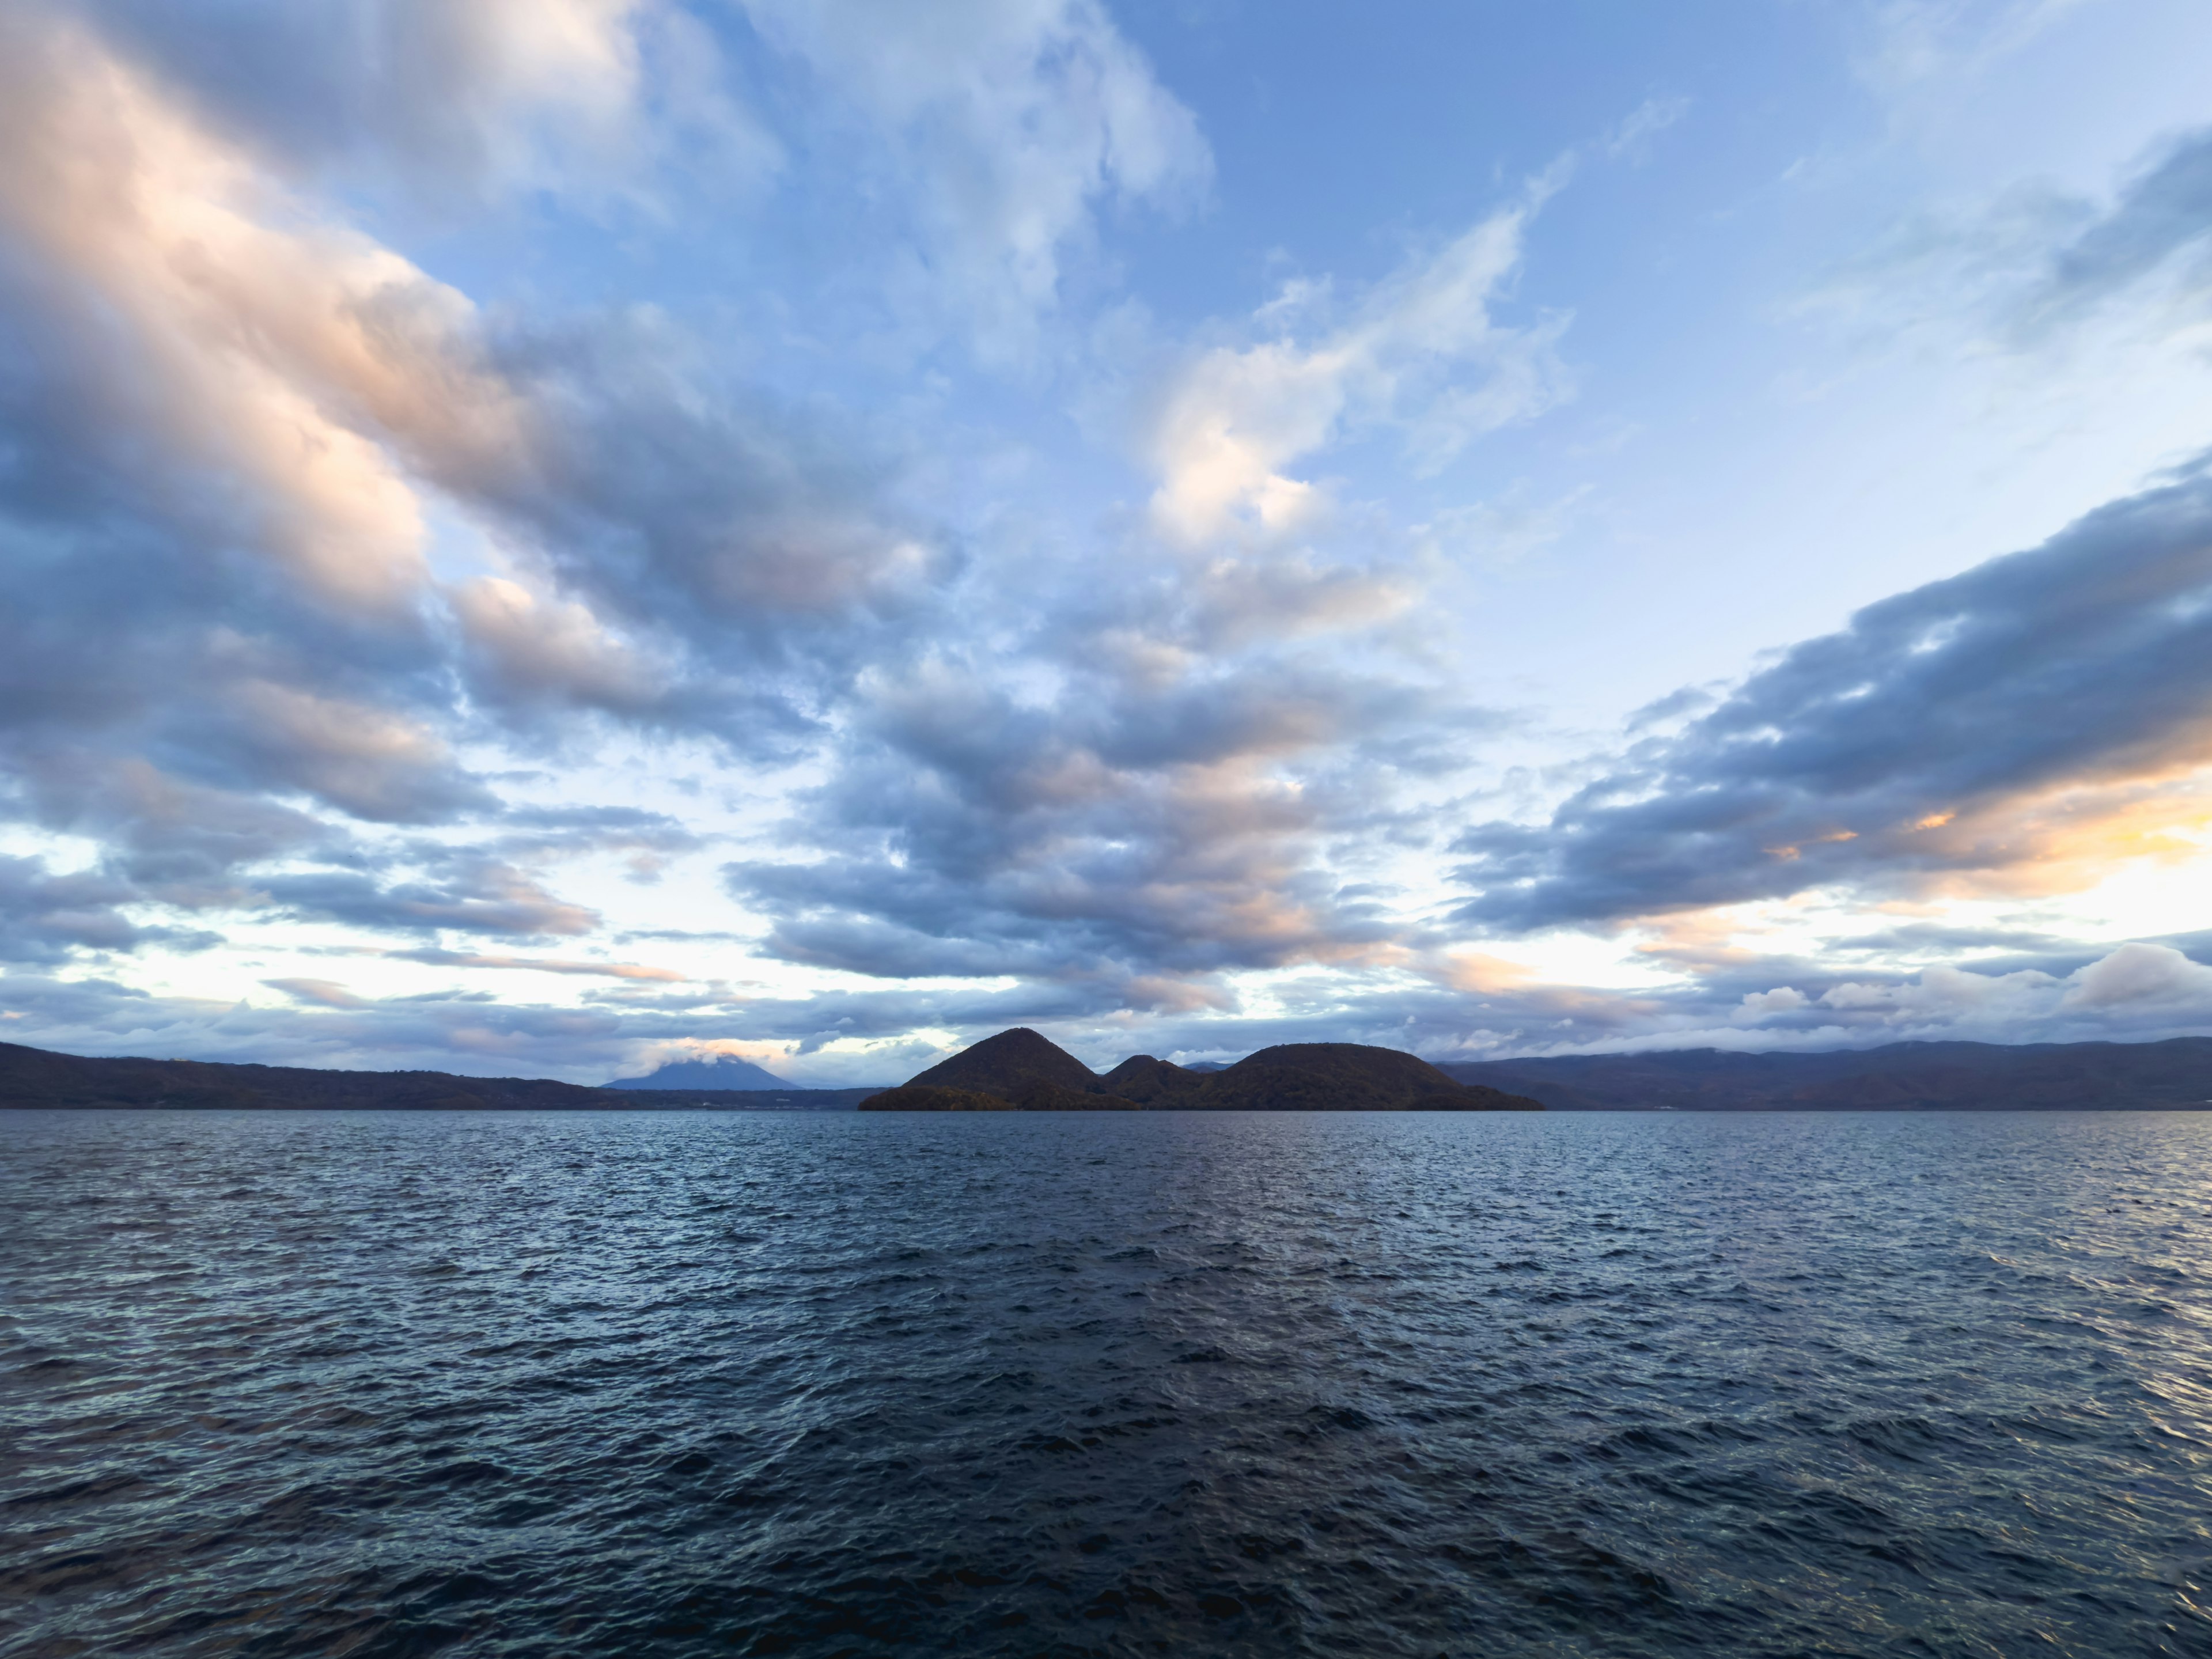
top-left (857, 1028), bottom-right (1543, 1111)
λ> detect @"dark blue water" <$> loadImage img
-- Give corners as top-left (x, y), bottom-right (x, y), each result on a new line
top-left (4, 1109), bottom-right (2210, 1658)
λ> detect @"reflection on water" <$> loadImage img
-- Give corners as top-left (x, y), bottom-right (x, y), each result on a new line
top-left (4, 1108), bottom-right (2210, 1656)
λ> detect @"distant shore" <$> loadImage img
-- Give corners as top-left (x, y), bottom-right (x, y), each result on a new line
top-left (5, 1033), bottom-right (2209, 1111)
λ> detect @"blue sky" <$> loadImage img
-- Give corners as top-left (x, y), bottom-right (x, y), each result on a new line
top-left (5, 0), bottom-right (2212, 1083)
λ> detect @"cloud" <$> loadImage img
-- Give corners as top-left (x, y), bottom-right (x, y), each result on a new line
top-left (726, 636), bottom-right (1482, 994)
top-left (0, 2), bottom-right (1528, 1040)
top-left (74, 0), bottom-right (779, 209)
top-left (0, 4), bottom-right (949, 969)
top-left (263, 859), bottom-right (601, 939)
top-left (1147, 189), bottom-right (1573, 544)
top-left (6, 2), bottom-right (2200, 1079)
top-left (2012, 125), bottom-right (2212, 339)
top-left (2061, 940), bottom-right (2212, 1009)
top-left (1856, 0), bottom-right (2097, 92)
top-left (1805, 122), bottom-right (2212, 359)
top-left (482, 805), bottom-right (705, 882)
top-left (1455, 461), bottom-right (2212, 930)
top-left (264, 976), bottom-right (372, 1010)
top-left (0, 7), bottom-right (498, 852)
top-left (0, 855), bottom-right (200, 964)
top-left (380, 948), bottom-right (690, 982)
top-left (737, 0), bottom-right (1209, 363)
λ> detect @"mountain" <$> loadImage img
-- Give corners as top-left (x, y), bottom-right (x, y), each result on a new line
top-left (904, 1027), bottom-right (1104, 1097)
top-left (604, 1054), bottom-right (787, 1090)
top-left (862, 1031), bottom-right (1542, 1111)
top-left (1099, 1054), bottom-right (1199, 1103)
top-left (1, 1040), bottom-right (626, 1111)
top-left (1440, 1037), bottom-right (2212, 1111)
top-left (0, 1040), bottom-right (877, 1110)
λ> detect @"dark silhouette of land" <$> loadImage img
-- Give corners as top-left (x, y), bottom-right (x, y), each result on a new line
top-left (1440, 1037), bottom-right (2212, 1110)
top-left (0, 1041), bottom-right (876, 1111)
top-left (859, 1028), bottom-right (1543, 1111)
top-left (7, 1032), bottom-right (2206, 1112)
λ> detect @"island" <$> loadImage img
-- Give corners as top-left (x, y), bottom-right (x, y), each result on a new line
top-left (857, 1028), bottom-right (1545, 1111)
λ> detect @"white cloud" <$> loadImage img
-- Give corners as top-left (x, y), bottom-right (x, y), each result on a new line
top-left (1737, 985), bottom-right (1810, 1018)
top-left (1858, 0), bottom-right (2100, 92)
top-left (1717, 942), bottom-right (2212, 1040)
top-left (2060, 940), bottom-right (2212, 1008)
top-left (1147, 194), bottom-right (1573, 545)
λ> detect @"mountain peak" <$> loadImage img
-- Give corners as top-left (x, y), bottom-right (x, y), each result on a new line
top-left (905, 1028), bottom-right (1097, 1095)
top-left (604, 1054), bottom-right (786, 1090)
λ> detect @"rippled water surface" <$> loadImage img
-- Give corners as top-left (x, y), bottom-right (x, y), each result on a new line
top-left (5, 1109), bottom-right (2211, 1658)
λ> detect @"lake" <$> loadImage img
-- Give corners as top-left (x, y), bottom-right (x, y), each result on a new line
top-left (4, 1108), bottom-right (2209, 1656)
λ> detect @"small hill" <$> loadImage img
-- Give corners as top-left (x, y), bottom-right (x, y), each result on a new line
top-left (1099, 1054), bottom-right (1205, 1104)
top-left (861, 1031), bottom-right (1541, 1111)
top-left (605, 1054), bottom-right (786, 1090)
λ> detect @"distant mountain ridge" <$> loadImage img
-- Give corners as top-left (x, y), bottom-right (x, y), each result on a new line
top-left (604, 1054), bottom-right (787, 1090)
top-left (0, 1040), bottom-right (877, 1111)
top-left (861, 1029), bottom-right (1543, 1111)
top-left (10, 1032), bottom-right (2202, 1113)
top-left (1442, 1037), bottom-right (2212, 1111)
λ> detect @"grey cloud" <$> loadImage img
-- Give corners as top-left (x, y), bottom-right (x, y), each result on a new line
top-left (2015, 126), bottom-right (2212, 338)
top-left (0, 6), bottom-right (946, 984)
top-left (458, 310), bottom-right (953, 714)
top-left (1455, 462), bottom-right (2212, 930)
top-left (1830, 124), bottom-right (2212, 355)
top-left (725, 639), bottom-right (1463, 990)
top-left (380, 949), bottom-right (690, 982)
top-left (482, 805), bottom-right (705, 876)
top-left (0, 2), bottom-right (1389, 1029)
top-left (0, 855), bottom-right (192, 963)
top-left (1822, 923), bottom-right (2075, 960)
top-left (0, 969), bottom-right (635, 1077)
top-left (12, 758), bottom-right (339, 907)
top-left (264, 859), bottom-right (600, 940)
top-left (0, 89), bottom-right (485, 836)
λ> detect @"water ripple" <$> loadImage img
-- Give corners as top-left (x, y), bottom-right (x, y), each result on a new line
top-left (4, 1109), bottom-right (2211, 1656)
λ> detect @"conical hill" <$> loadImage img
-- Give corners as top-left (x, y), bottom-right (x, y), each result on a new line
top-left (903, 1027), bottom-right (1100, 1097)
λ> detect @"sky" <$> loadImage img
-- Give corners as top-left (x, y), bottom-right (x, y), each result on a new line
top-left (5, 0), bottom-right (2212, 1085)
